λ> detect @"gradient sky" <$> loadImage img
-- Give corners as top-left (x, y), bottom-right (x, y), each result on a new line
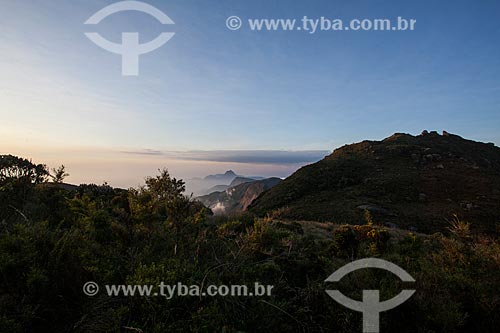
top-left (1, 0), bottom-right (500, 187)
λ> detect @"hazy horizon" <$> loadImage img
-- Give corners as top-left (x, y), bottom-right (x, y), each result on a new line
top-left (3, 143), bottom-right (331, 188)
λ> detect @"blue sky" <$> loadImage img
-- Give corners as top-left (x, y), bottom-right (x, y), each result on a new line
top-left (1, 0), bottom-right (500, 186)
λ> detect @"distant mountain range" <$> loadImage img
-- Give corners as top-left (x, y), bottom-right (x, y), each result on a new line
top-left (196, 177), bottom-right (282, 215)
top-left (203, 170), bottom-right (238, 182)
top-left (249, 131), bottom-right (500, 233)
top-left (203, 177), bottom-right (256, 194)
top-left (184, 170), bottom-right (266, 196)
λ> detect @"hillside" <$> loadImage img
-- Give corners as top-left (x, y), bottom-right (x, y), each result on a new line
top-left (197, 177), bottom-right (281, 215)
top-left (249, 131), bottom-right (500, 233)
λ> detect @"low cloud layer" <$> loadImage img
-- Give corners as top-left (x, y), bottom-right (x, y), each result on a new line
top-left (121, 150), bottom-right (331, 165)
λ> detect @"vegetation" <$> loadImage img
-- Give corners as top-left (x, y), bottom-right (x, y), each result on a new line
top-left (1, 154), bottom-right (500, 332)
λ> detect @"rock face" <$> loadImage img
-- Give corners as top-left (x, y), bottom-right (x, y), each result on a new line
top-left (197, 178), bottom-right (282, 215)
top-left (249, 131), bottom-right (500, 233)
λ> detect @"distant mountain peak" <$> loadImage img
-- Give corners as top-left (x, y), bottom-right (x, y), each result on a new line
top-left (203, 171), bottom-right (239, 181)
top-left (186, 171), bottom-right (269, 197)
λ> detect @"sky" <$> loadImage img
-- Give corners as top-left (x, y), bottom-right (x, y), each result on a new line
top-left (1, 0), bottom-right (500, 187)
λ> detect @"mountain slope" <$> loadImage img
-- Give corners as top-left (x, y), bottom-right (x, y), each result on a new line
top-left (197, 177), bottom-right (282, 215)
top-left (249, 131), bottom-right (500, 233)
top-left (229, 176), bottom-right (255, 187)
top-left (205, 184), bottom-right (230, 193)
